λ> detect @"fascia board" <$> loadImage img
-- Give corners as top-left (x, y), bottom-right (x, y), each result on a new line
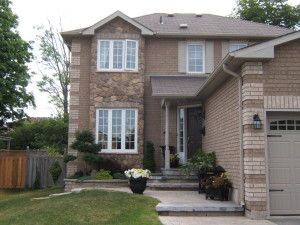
top-left (82, 11), bottom-right (153, 35)
top-left (233, 46), bottom-right (274, 59)
top-left (233, 31), bottom-right (300, 59)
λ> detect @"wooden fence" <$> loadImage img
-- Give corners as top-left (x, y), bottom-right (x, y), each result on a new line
top-left (0, 150), bottom-right (26, 188)
top-left (0, 150), bottom-right (65, 189)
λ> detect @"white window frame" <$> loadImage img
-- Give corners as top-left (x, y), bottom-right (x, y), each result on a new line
top-left (186, 43), bottom-right (205, 73)
top-left (230, 43), bottom-right (247, 52)
top-left (97, 39), bottom-right (138, 72)
top-left (96, 109), bottom-right (138, 153)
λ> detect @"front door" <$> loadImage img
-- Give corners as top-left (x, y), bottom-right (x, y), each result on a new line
top-left (187, 107), bottom-right (202, 159)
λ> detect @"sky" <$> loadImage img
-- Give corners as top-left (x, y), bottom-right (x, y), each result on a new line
top-left (11, 0), bottom-right (300, 117)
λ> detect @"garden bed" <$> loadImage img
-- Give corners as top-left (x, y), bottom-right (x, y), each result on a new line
top-left (64, 179), bottom-right (128, 192)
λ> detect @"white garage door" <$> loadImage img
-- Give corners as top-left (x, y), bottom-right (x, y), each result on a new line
top-left (268, 115), bottom-right (300, 215)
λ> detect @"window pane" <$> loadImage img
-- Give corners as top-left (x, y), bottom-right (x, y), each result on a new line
top-left (113, 41), bottom-right (123, 69)
top-left (112, 110), bottom-right (122, 149)
top-left (99, 41), bottom-right (110, 69)
top-left (126, 40), bottom-right (137, 70)
top-left (270, 126), bottom-right (277, 130)
top-left (188, 44), bottom-right (203, 73)
top-left (125, 110), bottom-right (136, 150)
top-left (98, 110), bottom-right (108, 149)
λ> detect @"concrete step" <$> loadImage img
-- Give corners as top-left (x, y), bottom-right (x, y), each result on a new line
top-left (149, 176), bottom-right (198, 184)
top-left (156, 201), bottom-right (245, 216)
top-left (148, 182), bottom-right (198, 191)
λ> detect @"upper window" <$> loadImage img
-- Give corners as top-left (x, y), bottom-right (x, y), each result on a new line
top-left (230, 44), bottom-right (247, 52)
top-left (97, 40), bottom-right (138, 71)
top-left (187, 44), bottom-right (204, 73)
top-left (96, 109), bottom-right (138, 152)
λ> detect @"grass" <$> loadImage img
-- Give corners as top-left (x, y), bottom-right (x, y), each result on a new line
top-left (0, 187), bottom-right (162, 225)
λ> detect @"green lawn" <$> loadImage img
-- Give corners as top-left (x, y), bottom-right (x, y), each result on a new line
top-left (0, 187), bottom-right (162, 225)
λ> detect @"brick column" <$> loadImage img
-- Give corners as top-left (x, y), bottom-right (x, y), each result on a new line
top-left (241, 62), bottom-right (267, 219)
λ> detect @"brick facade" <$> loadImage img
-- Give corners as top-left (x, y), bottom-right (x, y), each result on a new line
top-left (202, 76), bottom-right (241, 202)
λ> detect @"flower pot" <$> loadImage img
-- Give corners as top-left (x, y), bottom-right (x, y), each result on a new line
top-left (129, 178), bottom-right (148, 194)
top-left (205, 187), bottom-right (229, 201)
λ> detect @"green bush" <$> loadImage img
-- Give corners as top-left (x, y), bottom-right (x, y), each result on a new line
top-left (98, 158), bottom-right (122, 174)
top-left (94, 169), bottom-right (113, 180)
top-left (63, 154), bottom-right (77, 163)
top-left (9, 116), bottom-right (68, 154)
top-left (49, 160), bottom-right (62, 183)
top-left (113, 173), bottom-right (127, 179)
top-left (143, 141), bottom-right (156, 172)
top-left (70, 130), bottom-right (103, 175)
top-left (33, 171), bottom-right (41, 189)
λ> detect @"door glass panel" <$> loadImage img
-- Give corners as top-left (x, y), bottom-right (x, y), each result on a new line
top-left (179, 108), bottom-right (185, 153)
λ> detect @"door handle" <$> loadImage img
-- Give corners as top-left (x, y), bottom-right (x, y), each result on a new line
top-left (269, 189), bottom-right (284, 192)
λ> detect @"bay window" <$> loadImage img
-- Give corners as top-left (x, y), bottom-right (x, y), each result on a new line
top-left (96, 109), bottom-right (138, 152)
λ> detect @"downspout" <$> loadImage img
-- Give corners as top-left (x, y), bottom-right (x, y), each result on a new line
top-left (223, 64), bottom-right (245, 208)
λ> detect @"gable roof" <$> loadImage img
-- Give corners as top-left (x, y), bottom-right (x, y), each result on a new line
top-left (61, 11), bottom-right (293, 42)
top-left (134, 13), bottom-right (292, 38)
top-left (61, 11), bottom-right (153, 37)
top-left (196, 31), bottom-right (300, 99)
top-left (83, 11), bottom-right (153, 35)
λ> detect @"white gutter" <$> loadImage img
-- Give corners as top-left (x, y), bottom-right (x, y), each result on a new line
top-left (223, 64), bottom-right (245, 208)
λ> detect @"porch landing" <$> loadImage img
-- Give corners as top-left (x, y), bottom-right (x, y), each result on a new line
top-left (71, 187), bottom-right (244, 217)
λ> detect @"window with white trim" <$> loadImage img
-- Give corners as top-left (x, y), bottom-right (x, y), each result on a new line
top-left (187, 44), bottom-right (204, 73)
top-left (230, 44), bottom-right (247, 52)
top-left (96, 109), bottom-right (138, 152)
top-left (97, 40), bottom-right (138, 71)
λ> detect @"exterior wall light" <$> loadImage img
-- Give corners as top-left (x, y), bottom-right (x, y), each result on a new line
top-left (253, 114), bottom-right (262, 129)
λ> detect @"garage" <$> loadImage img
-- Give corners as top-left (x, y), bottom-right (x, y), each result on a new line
top-left (267, 112), bottom-right (300, 215)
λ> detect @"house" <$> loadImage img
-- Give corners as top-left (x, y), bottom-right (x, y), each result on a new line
top-left (61, 11), bottom-right (300, 219)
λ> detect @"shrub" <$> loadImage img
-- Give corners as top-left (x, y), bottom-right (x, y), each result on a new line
top-left (113, 173), bottom-right (127, 179)
top-left (98, 158), bottom-right (122, 174)
top-left (63, 154), bottom-right (77, 163)
top-left (94, 169), bottom-right (113, 180)
top-left (49, 160), bottom-right (62, 183)
top-left (33, 171), bottom-right (41, 189)
top-left (70, 130), bottom-right (102, 175)
top-left (143, 141), bottom-right (156, 172)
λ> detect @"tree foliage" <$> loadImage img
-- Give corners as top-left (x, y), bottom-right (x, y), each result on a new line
top-left (71, 130), bottom-right (103, 175)
top-left (9, 117), bottom-right (68, 154)
top-left (35, 20), bottom-right (70, 117)
top-left (232, 0), bottom-right (300, 29)
top-left (0, 0), bottom-right (35, 129)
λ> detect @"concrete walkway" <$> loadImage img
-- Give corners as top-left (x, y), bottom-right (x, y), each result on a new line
top-left (74, 187), bottom-right (278, 225)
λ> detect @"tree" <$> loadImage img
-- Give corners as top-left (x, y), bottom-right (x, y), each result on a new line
top-left (232, 0), bottom-right (300, 29)
top-left (0, 0), bottom-right (35, 130)
top-left (35, 20), bottom-right (70, 117)
top-left (71, 130), bottom-right (103, 175)
top-left (9, 117), bottom-right (68, 154)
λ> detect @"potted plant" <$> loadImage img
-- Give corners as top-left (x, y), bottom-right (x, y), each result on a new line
top-left (170, 153), bottom-right (179, 168)
top-left (204, 172), bottom-right (232, 201)
top-left (124, 168), bottom-right (151, 194)
top-left (181, 150), bottom-right (216, 193)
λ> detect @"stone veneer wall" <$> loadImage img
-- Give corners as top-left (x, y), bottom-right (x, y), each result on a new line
top-left (242, 39), bottom-right (300, 219)
top-left (88, 18), bottom-right (145, 170)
